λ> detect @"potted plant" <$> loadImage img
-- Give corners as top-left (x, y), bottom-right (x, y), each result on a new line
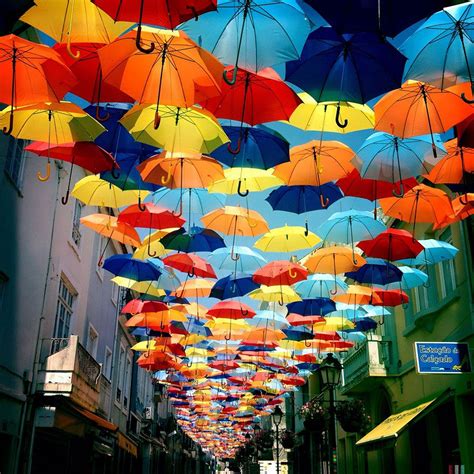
top-left (280, 429), bottom-right (296, 449)
top-left (254, 429), bottom-right (274, 450)
top-left (298, 399), bottom-right (327, 432)
top-left (335, 399), bottom-right (371, 434)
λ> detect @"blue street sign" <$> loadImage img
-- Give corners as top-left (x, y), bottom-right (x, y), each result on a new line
top-left (414, 342), bottom-right (472, 374)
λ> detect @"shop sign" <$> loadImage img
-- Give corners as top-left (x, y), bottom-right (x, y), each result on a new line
top-left (414, 342), bottom-right (472, 374)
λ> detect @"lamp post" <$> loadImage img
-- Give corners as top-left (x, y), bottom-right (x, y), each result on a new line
top-left (319, 353), bottom-right (342, 474)
top-left (272, 406), bottom-right (284, 474)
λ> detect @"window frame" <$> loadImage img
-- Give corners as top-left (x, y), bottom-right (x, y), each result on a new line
top-left (53, 277), bottom-right (76, 340)
top-left (4, 137), bottom-right (26, 192)
top-left (86, 322), bottom-right (99, 360)
top-left (71, 199), bottom-right (83, 248)
top-left (103, 345), bottom-right (113, 381)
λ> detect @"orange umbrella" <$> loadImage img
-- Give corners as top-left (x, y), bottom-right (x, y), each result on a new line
top-left (332, 285), bottom-right (381, 305)
top-left (98, 27), bottom-right (222, 121)
top-left (172, 279), bottom-right (215, 298)
top-left (379, 184), bottom-right (454, 235)
top-left (375, 81), bottom-right (473, 158)
top-left (435, 194), bottom-right (474, 229)
top-left (274, 140), bottom-right (354, 204)
top-left (137, 152), bottom-right (224, 188)
top-left (241, 328), bottom-right (285, 344)
top-left (287, 313), bottom-right (325, 326)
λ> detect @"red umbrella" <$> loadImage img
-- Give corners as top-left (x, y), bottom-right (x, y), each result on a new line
top-left (118, 203), bottom-right (185, 229)
top-left (202, 67), bottom-right (301, 153)
top-left (208, 360), bottom-right (240, 371)
top-left (207, 301), bottom-right (256, 319)
top-left (121, 299), bottom-right (168, 314)
top-left (372, 289), bottom-right (409, 307)
top-left (92, 0), bottom-right (217, 51)
top-left (337, 169), bottom-right (418, 217)
top-left (287, 313), bottom-right (325, 326)
top-left (53, 42), bottom-right (133, 119)
top-left (163, 253), bottom-right (216, 278)
top-left (455, 113), bottom-right (474, 149)
top-left (252, 260), bottom-right (308, 286)
top-left (357, 229), bottom-right (423, 261)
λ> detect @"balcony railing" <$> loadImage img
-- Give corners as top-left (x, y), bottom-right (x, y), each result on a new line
top-left (37, 335), bottom-right (101, 410)
top-left (341, 336), bottom-right (390, 395)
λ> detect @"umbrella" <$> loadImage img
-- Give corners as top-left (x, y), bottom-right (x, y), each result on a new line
top-left (0, 34), bottom-right (76, 135)
top-left (401, 3), bottom-right (474, 98)
top-left (305, 0), bottom-right (448, 37)
top-left (384, 267), bottom-right (429, 290)
top-left (122, 299), bottom-right (168, 314)
top-left (118, 203), bottom-right (185, 229)
top-left (294, 274), bottom-right (348, 298)
top-left (266, 184), bottom-right (343, 214)
top-left (287, 298), bottom-right (337, 316)
top-left (98, 28), bottom-right (222, 119)
top-left (247, 311), bottom-right (289, 330)
top-left (355, 132), bottom-right (446, 196)
top-left (313, 317), bottom-right (355, 331)
top-left (208, 247), bottom-right (267, 272)
top-left (160, 227), bottom-right (226, 253)
top-left (289, 93), bottom-right (375, 133)
top-left (103, 254), bottom-right (162, 280)
top-left (253, 261), bottom-right (308, 286)
top-left (179, 0), bottom-right (311, 76)
top-left (345, 258), bottom-right (403, 285)
top-left (332, 285), bottom-right (380, 306)
top-left (372, 289), bottom-right (409, 307)
top-left (211, 125), bottom-right (289, 170)
top-left (287, 313), bottom-right (325, 326)
top-left (285, 27), bottom-right (406, 108)
top-left (210, 276), bottom-right (260, 300)
top-left (112, 276), bottom-right (166, 297)
top-left (374, 81), bottom-right (473, 158)
top-left (20, 0), bottom-right (131, 55)
top-left (357, 229), bottom-right (423, 261)
top-left (456, 113), bottom-right (474, 148)
top-left (397, 239), bottom-right (458, 266)
top-left (173, 279), bottom-right (215, 298)
top-left (254, 225), bottom-right (321, 253)
top-left (163, 253), bottom-right (216, 278)
top-left (282, 326), bottom-right (314, 342)
top-left (93, 0), bottom-right (217, 49)
top-left (120, 104), bottom-right (229, 154)
top-left (274, 140), bottom-right (354, 207)
top-left (247, 286), bottom-right (301, 305)
top-left (72, 175), bottom-right (149, 208)
top-left (379, 184), bottom-right (454, 235)
top-left (208, 168), bottom-right (283, 196)
top-left (207, 301), bottom-right (256, 320)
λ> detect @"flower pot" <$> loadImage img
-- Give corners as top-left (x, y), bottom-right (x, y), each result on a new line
top-left (338, 417), bottom-right (364, 433)
top-left (281, 438), bottom-right (295, 449)
top-left (304, 417), bottom-right (326, 432)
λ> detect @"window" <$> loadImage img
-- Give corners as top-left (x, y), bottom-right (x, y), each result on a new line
top-left (4, 137), bottom-right (26, 190)
top-left (52, 277), bottom-right (76, 352)
top-left (86, 323), bottom-right (99, 359)
top-left (72, 200), bottom-right (83, 247)
top-left (116, 345), bottom-right (125, 402)
top-left (111, 281), bottom-right (119, 306)
top-left (412, 282), bottom-right (429, 314)
top-left (438, 229), bottom-right (456, 299)
top-left (96, 236), bottom-right (105, 277)
top-left (124, 355), bottom-right (132, 409)
top-left (103, 346), bottom-right (112, 380)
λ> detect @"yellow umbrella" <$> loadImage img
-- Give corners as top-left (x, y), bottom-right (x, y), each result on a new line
top-left (254, 225), bottom-right (321, 252)
top-left (180, 334), bottom-right (206, 346)
top-left (208, 168), bottom-right (283, 195)
top-left (111, 276), bottom-right (166, 298)
top-left (21, 0), bottom-right (131, 56)
top-left (313, 317), bottom-right (355, 331)
top-left (289, 93), bottom-right (375, 133)
top-left (247, 285), bottom-right (301, 304)
top-left (120, 104), bottom-right (229, 154)
top-left (332, 285), bottom-right (376, 306)
top-left (173, 303), bottom-right (209, 318)
top-left (205, 319), bottom-right (250, 331)
top-left (133, 240), bottom-right (167, 260)
top-left (72, 175), bottom-right (149, 208)
top-left (278, 340), bottom-right (306, 351)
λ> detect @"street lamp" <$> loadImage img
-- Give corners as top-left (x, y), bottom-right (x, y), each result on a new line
top-left (272, 406), bottom-right (284, 474)
top-left (319, 353), bottom-right (342, 474)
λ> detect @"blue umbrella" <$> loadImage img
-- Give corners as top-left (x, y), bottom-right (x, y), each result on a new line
top-left (266, 184), bottom-right (343, 214)
top-left (294, 274), bottom-right (348, 298)
top-left (285, 27), bottom-right (406, 124)
top-left (384, 266), bottom-right (428, 290)
top-left (209, 246), bottom-right (267, 272)
top-left (211, 125), bottom-right (289, 169)
top-left (247, 311), bottom-right (290, 329)
top-left (130, 328), bottom-right (168, 337)
top-left (103, 254), bottom-right (162, 281)
top-left (345, 258), bottom-right (403, 285)
top-left (355, 132), bottom-right (446, 196)
top-left (287, 297), bottom-right (337, 316)
top-left (397, 239), bottom-right (458, 265)
top-left (180, 0), bottom-right (312, 80)
top-left (160, 226), bottom-right (226, 253)
top-left (185, 318), bottom-right (213, 337)
top-left (210, 275), bottom-right (259, 300)
top-left (401, 3), bottom-right (474, 99)
top-left (282, 326), bottom-right (314, 341)
top-left (349, 317), bottom-right (378, 332)
top-left (304, 0), bottom-right (448, 37)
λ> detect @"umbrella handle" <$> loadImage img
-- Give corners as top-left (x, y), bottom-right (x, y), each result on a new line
top-left (241, 308), bottom-right (248, 316)
top-left (66, 37), bottom-right (80, 59)
top-left (154, 111), bottom-right (161, 130)
top-left (237, 180), bottom-right (249, 197)
top-left (188, 269), bottom-right (195, 278)
top-left (96, 103), bottom-right (110, 122)
top-left (224, 333), bottom-right (232, 341)
top-left (461, 92), bottom-right (474, 104)
top-left (459, 193), bottom-right (469, 205)
top-left (2, 110), bottom-right (14, 135)
top-left (111, 163), bottom-right (120, 179)
top-left (161, 166), bottom-right (173, 185)
top-left (186, 5), bottom-right (199, 20)
top-left (329, 287), bottom-right (338, 296)
top-left (37, 161), bottom-right (51, 182)
top-left (278, 297), bottom-right (285, 306)
top-left (304, 221), bottom-right (309, 237)
top-left (138, 195), bottom-right (147, 211)
top-left (61, 190), bottom-right (70, 206)
top-left (335, 105), bottom-right (348, 129)
top-left (392, 181), bottom-right (404, 198)
top-left (227, 136), bottom-right (242, 155)
top-left (230, 250), bottom-right (240, 261)
top-left (248, 219), bottom-right (258, 228)
top-left (223, 67), bottom-right (238, 86)
top-left (319, 193), bottom-right (329, 208)
top-left (172, 198), bottom-right (184, 218)
top-left (147, 245), bottom-right (157, 258)
top-left (304, 340), bottom-right (312, 348)
top-left (288, 268), bottom-right (298, 279)
top-left (136, 25), bottom-right (156, 54)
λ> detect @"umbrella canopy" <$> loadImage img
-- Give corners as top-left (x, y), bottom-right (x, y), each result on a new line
top-left (253, 261), bottom-right (308, 286)
top-left (103, 254), bottom-right (162, 281)
top-left (294, 274), bottom-right (348, 298)
top-left (285, 27), bottom-right (406, 104)
top-left (287, 298), bottom-right (337, 316)
top-left (384, 267), bottom-right (428, 290)
top-left (80, 214), bottom-right (141, 247)
top-left (254, 225), bottom-right (321, 253)
top-left (118, 203), bottom-right (186, 229)
top-left (173, 279), bottom-right (215, 298)
top-left (397, 239), bottom-right (458, 265)
top-left (180, 0), bottom-right (311, 73)
top-left (303, 246), bottom-right (365, 275)
top-left (207, 301), bottom-right (256, 320)
top-left (163, 253), bottom-right (217, 278)
top-left (161, 227), bottom-right (226, 253)
top-left (208, 247), bottom-right (267, 272)
top-left (247, 285), bottom-right (301, 304)
top-left (210, 276), bottom-right (260, 300)
top-left (345, 259), bottom-right (403, 285)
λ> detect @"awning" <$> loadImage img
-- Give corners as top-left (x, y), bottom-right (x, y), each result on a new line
top-left (72, 404), bottom-right (118, 432)
top-left (118, 432), bottom-right (139, 457)
top-left (356, 389), bottom-right (452, 447)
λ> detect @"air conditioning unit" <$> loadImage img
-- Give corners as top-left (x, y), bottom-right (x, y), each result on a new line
top-left (144, 406), bottom-right (154, 420)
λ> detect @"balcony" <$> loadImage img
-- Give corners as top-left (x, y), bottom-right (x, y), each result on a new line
top-left (341, 336), bottom-right (390, 395)
top-left (37, 335), bottom-right (101, 411)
